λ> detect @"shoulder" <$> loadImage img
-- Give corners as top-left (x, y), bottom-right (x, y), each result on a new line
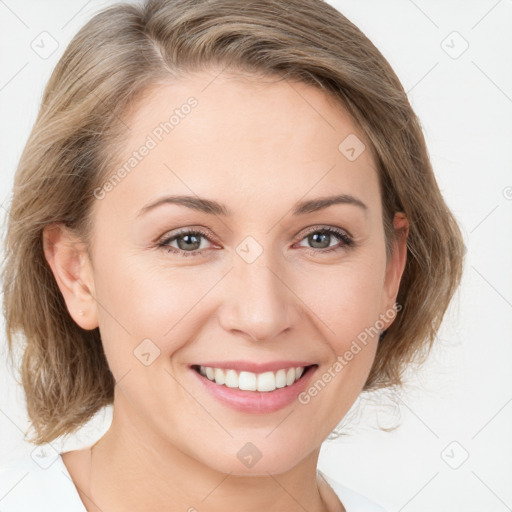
top-left (0, 449), bottom-right (86, 511)
top-left (319, 470), bottom-right (388, 512)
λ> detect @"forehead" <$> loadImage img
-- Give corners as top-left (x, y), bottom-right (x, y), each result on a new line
top-left (97, 70), bottom-right (380, 222)
top-left (124, 70), bottom-right (369, 158)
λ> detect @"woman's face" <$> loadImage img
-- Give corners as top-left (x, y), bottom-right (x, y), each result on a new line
top-left (66, 70), bottom-right (406, 475)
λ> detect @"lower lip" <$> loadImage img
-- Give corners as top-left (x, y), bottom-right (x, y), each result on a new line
top-left (190, 365), bottom-right (318, 414)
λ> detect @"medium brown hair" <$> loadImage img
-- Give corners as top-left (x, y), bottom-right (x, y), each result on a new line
top-left (2, 0), bottom-right (465, 445)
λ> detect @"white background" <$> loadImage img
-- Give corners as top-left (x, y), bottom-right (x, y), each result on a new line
top-left (1, 1), bottom-right (511, 510)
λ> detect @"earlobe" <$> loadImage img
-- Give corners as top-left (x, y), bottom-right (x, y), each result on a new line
top-left (42, 223), bottom-right (98, 330)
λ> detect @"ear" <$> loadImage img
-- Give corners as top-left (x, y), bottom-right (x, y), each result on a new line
top-left (42, 223), bottom-right (98, 330)
top-left (380, 212), bottom-right (409, 328)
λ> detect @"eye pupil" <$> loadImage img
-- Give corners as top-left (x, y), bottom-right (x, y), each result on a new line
top-left (309, 232), bottom-right (330, 249)
top-left (177, 233), bottom-right (201, 251)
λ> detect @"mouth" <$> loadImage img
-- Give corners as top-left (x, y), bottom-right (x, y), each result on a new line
top-left (190, 362), bottom-right (319, 413)
top-left (191, 363), bottom-right (318, 392)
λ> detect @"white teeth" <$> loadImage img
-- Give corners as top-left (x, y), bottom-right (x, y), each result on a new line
top-left (275, 369), bottom-right (287, 388)
top-left (257, 371), bottom-right (276, 392)
top-left (239, 371), bottom-right (257, 391)
top-left (196, 365), bottom-right (308, 392)
top-left (224, 369), bottom-right (238, 388)
top-left (214, 368), bottom-right (225, 385)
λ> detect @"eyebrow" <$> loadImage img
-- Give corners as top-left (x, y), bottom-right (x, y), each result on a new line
top-left (136, 193), bottom-right (368, 218)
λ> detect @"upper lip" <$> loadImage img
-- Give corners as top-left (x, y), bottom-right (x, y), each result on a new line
top-left (192, 360), bottom-right (316, 373)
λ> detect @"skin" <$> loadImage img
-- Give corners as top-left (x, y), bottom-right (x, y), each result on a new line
top-left (43, 69), bottom-right (408, 512)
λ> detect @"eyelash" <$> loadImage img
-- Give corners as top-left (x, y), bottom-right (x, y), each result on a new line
top-left (157, 226), bottom-right (354, 258)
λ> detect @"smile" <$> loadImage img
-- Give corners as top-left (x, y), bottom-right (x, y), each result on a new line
top-left (190, 362), bottom-right (318, 414)
top-left (193, 364), bottom-right (312, 392)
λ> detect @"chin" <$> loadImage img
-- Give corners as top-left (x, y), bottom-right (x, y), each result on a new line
top-left (197, 444), bottom-right (308, 477)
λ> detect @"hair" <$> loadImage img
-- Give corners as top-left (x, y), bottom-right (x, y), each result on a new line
top-left (2, 0), bottom-right (465, 445)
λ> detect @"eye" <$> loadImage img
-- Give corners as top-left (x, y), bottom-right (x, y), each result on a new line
top-left (295, 226), bottom-right (354, 254)
top-left (157, 228), bottom-right (215, 257)
top-left (157, 225), bottom-right (354, 258)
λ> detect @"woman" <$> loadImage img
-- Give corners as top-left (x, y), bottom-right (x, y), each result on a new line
top-left (1, 0), bottom-right (464, 510)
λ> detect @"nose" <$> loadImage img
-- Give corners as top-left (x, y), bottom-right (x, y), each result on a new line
top-left (217, 253), bottom-right (300, 343)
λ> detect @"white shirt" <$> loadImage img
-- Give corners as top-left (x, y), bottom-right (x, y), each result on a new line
top-left (0, 452), bottom-right (387, 511)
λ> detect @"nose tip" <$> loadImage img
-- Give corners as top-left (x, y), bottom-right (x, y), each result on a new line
top-left (218, 260), bottom-right (299, 343)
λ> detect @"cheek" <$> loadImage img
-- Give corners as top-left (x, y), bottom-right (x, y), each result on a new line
top-left (296, 255), bottom-right (385, 406)
top-left (297, 266), bottom-right (383, 435)
top-left (91, 251), bottom-right (214, 372)
top-left (299, 255), bottom-right (386, 347)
